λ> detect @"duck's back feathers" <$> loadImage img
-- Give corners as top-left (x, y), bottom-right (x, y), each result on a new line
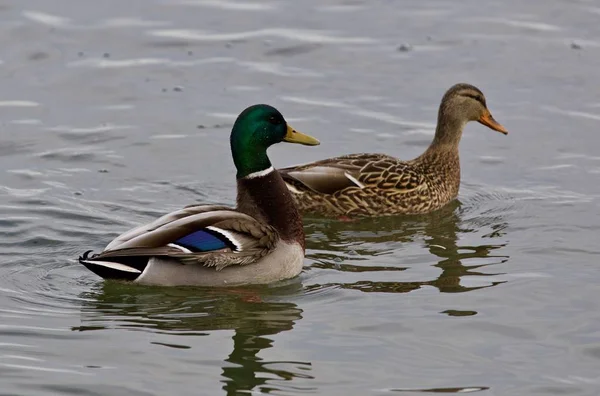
top-left (79, 204), bottom-right (280, 281)
top-left (281, 153), bottom-right (426, 193)
top-left (279, 153), bottom-right (435, 216)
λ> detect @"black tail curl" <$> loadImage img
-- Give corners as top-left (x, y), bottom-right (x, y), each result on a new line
top-left (79, 250), bottom-right (96, 263)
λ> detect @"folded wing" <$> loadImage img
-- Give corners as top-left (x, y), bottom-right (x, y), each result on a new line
top-left (80, 205), bottom-right (279, 274)
top-left (280, 153), bottom-right (426, 195)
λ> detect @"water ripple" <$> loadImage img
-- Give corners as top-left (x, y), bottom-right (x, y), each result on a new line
top-left (1, 0), bottom-right (598, 394)
top-left (68, 57), bottom-right (232, 69)
top-left (498, 185), bottom-right (596, 204)
top-left (0, 100), bottom-right (40, 107)
top-left (47, 124), bottom-right (135, 134)
top-left (468, 17), bottom-right (562, 32)
top-left (172, 0), bottom-right (276, 11)
top-left (382, 386), bottom-right (489, 393)
top-left (316, 5), bottom-right (366, 13)
top-left (149, 28), bottom-right (374, 44)
top-left (541, 105), bottom-right (600, 121)
top-left (98, 18), bottom-right (169, 28)
top-left (239, 60), bottom-right (322, 77)
top-left (303, 196), bottom-right (510, 296)
top-left (23, 10), bottom-right (169, 30)
top-left (35, 146), bottom-right (121, 163)
top-left (10, 119), bottom-right (43, 125)
top-left (23, 11), bottom-right (70, 27)
top-left (280, 95), bottom-right (436, 130)
top-left (280, 95), bottom-right (352, 109)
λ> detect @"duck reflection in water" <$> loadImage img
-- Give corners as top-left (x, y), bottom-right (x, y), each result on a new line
top-left (303, 200), bottom-right (510, 294)
top-left (74, 283), bottom-right (312, 395)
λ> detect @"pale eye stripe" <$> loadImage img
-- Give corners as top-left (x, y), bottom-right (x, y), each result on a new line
top-left (461, 92), bottom-right (486, 106)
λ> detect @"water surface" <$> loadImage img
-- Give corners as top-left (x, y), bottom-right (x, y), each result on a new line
top-left (1, 0), bottom-right (600, 395)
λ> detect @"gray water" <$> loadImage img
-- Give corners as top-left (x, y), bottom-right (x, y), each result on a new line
top-left (1, 0), bottom-right (599, 395)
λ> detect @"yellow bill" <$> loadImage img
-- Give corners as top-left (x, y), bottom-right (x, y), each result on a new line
top-left (283, 124), bottom-right (320, 146)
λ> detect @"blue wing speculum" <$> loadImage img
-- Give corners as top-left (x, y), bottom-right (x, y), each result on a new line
top-left (173, 228), bottom-right (236, 252)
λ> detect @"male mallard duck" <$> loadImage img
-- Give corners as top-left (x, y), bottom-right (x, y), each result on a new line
top-left (79, 104), bottom-right (320, 286)
top-left (279, 83), bottom-right (507, 217)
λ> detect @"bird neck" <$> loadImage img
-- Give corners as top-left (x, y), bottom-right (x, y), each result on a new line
top-left (414, 110), bottom-right (464, 199)
top-left (236, 169), bottom-right (305, 250)
top-left (429, 107), bottom-right (466, 149)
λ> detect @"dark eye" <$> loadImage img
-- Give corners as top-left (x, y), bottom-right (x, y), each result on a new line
top-left (268, 116), bottom-right (282, 125)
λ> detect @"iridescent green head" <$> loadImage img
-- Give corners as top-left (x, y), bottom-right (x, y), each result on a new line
top-left (230, 104), bottom-right (320, 179)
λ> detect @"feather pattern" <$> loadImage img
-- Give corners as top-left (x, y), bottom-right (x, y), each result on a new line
top-left (84, 205), bottom-right (280, 272)
top-left (279, 83), bottom-right (507, 217)
top-left (280, 153), bottom-right (437, 216)
top-left (78, 103), bottom-right (318, 286)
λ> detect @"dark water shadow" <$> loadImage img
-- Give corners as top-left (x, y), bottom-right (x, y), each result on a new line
top-left (304, 200), bottom-right (510, 294)
top-left (73, 282), bottom-right (311, 395)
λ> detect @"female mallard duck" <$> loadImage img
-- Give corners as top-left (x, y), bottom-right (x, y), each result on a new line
top-left (79, 104), bottom-right (320, 286)
top-left (279, 83), bottom-right (508, 217)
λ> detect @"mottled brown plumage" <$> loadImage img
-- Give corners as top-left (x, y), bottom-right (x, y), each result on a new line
top-left (280, 83), bottom-right (508, 217)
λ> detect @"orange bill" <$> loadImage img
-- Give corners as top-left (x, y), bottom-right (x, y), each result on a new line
top-left (478, 110), bottom-right (508, 135)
